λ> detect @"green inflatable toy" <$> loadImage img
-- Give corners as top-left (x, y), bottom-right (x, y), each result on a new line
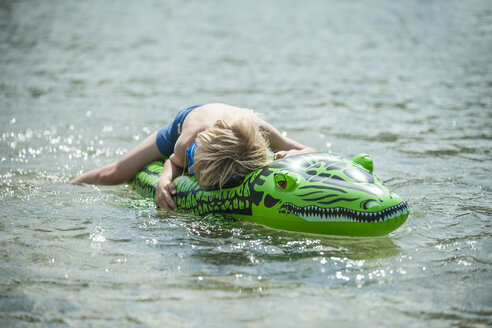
top-left (133, 153), bottom-right (409, 236)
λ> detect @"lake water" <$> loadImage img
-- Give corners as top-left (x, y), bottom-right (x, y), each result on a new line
top-left (1, 0), bottom-right (491, 327)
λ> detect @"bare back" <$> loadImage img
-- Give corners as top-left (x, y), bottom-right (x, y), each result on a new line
top-left (183, 103), bottom-right (253, 132)
top-left (171, 103), bottom-right (254, 167)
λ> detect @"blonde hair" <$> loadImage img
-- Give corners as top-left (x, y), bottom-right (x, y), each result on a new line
top-left (194, 112), bottom-right (270, 189)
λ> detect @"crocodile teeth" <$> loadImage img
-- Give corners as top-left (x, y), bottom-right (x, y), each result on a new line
top-left (281, 201), bottom-right (409, 223)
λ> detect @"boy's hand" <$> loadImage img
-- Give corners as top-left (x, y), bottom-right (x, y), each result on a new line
top-left (156, 177), bottom-right (178, 212)
top-left (274, 148), bottom-right (315, 160)
top-left (273, 151), bottom-right (288, 160)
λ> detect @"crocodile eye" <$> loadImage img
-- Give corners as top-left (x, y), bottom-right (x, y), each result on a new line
top-left (274, 172), bottom-right (298, 191)
top-left (277, 180), bottom-right (287, 189)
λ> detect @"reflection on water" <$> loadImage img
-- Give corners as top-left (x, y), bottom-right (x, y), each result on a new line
top-left (1, 0), bottom-right (491, 326)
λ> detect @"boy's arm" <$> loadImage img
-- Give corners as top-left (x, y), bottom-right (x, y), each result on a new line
top-left (156, 155), bottom-right (182, 211)
top-left (261, 121), bottom-right (315, 159)
top-left (155, 136), bottom-right (189, 211)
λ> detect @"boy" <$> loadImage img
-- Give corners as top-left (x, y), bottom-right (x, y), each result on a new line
top-left (72, 103), bottom-right (314, 211)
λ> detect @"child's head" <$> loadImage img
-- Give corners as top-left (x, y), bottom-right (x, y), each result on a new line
top-left (194, 112), bottom-right (270, 189)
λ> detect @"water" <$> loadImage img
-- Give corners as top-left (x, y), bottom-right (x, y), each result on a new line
top-left (1, 0), bottom-right (491, 326)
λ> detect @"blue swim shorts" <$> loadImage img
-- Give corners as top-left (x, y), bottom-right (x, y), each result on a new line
top-left (156, 105), bottom-right (202, 156)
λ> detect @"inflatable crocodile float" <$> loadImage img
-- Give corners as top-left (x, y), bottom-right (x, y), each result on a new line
top-left (133, 153), bottom-right (409, 237)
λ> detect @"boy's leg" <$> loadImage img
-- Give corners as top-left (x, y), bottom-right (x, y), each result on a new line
top-left (71, 132), bottom-right (163, 185)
